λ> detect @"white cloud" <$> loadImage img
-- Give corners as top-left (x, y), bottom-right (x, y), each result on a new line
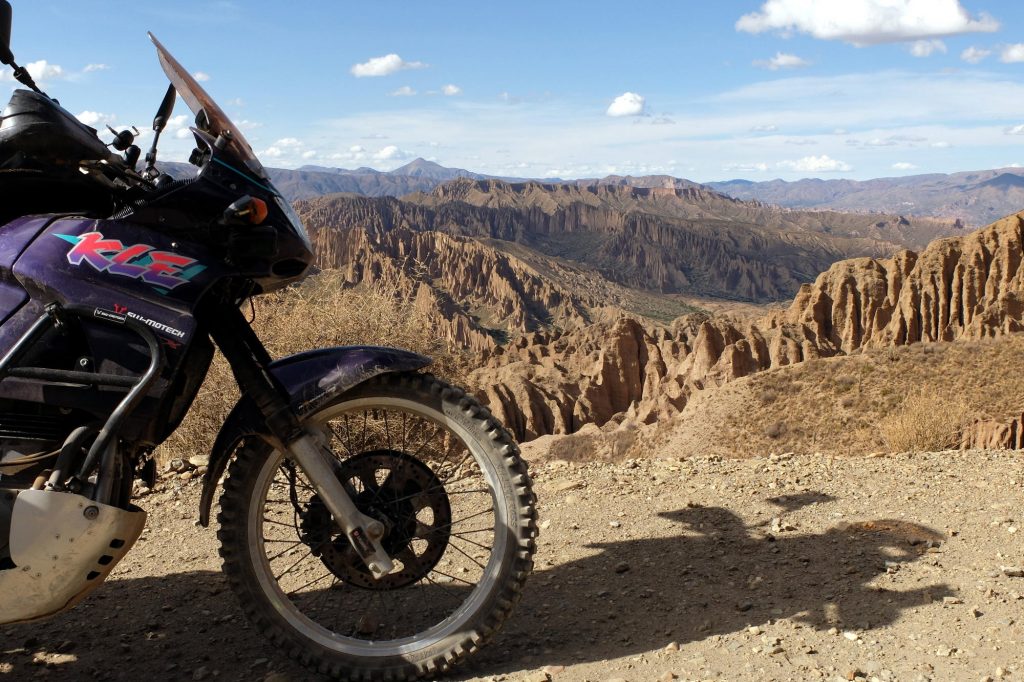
top-left (192, 71), bottom-right (211, 82)
top-left (753, 52), bottom-right (810, 70)
top-left (1000, 44), bottom-right (1024, 63)
top-left (30, 60), bottom-right (65, 81)
top-left (777, 154), bottom-right (852, 172)
top-left (1006, 125), bottom-right (1024, 135)
top-left (259, 138), bottom-right (304, 161)
top-left (163, 114), bottom-right (190, 139)
top-left (442, 84), bottom-right (462, 96)
top-left (750, 124), bottom-right (778, 132)
top-left (931, 141), bottom-right (952, 148)
top-left (961, 46), bottom-right (991, 63)
top-left (390, 85), bottom-right (416, 97)
top-left (350, 54), bottom-right (427, 78)
top-left (349, 145), bottom-right (366, 153)
top-left (909, 39), bottom-right (946, 57)
top-left (606, 92), bottom-right (645, 117)
top-left (892, 162), bottom-right (918, 170)
top-left (83, 63), bottom-right (109, 73)
top-left (1, 60), bottom-right (68, 83)
top-left (373, 145), bottom-right (412, 161)
top-left (737, 0), bottom-right (999, 45)
top-left (75, 110), bottom-right (116, 127)
top-left (723, 162), bottom-right (769, 172)
top-left (301, 150), bottom-right (317, 159)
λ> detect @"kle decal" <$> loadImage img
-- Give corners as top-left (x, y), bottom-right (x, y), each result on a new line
top-left (55, 232), bottom-right (206, 292)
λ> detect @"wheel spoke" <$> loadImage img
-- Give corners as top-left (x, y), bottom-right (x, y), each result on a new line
top-left (262, 517), bottom-right (298, 528)
top-left (447, 542), bottom-right (487, 571)
top-left (448, 534), bottom-right (493, 552)
top-left (274, 547), bottom-right (314, 581)
top-left (329, 423), bottom-right (354, 457)
top-left (429, 567), bottom-right (476, 586)
top-left (286, 569), bottom-right (335, 597)
top-left (266, 540), bottom-right (304, 562)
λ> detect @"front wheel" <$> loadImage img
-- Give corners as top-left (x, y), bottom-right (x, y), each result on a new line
top-left (216, 372), bottom-right (536, 680)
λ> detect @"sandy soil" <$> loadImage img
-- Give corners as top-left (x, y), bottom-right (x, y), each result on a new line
top-left (2, 450), bottom-right (1023, 682)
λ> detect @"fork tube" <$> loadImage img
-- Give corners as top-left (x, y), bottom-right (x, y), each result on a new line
top-left (203, 300), bottom-right (395, 577)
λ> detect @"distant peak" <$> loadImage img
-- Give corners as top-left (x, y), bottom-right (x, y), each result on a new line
top-left (394, 157), bottom-right (442, 171)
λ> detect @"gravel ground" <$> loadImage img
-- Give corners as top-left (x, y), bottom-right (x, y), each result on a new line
top-left (2, 449), bottom-right (1023, 682)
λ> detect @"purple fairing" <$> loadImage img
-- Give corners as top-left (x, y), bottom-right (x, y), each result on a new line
top-left (0, 214), bottom-right (228, 441)
top-left (5, 216), bottom-right (226, 353)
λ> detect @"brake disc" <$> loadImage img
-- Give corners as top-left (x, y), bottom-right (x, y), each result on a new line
top-left (298, 449), bottom-right (451, 590)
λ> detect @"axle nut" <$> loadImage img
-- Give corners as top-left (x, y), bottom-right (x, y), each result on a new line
top-left (83, 505), bottom-right (99, 520)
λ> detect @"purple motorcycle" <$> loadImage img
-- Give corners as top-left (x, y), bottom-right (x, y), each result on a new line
top-left (0, 4), bottom-right (536, 678)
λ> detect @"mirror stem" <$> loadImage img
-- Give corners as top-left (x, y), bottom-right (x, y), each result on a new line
top-left (10, 61), bottom-right (46, 97)
top-left (143, 83), bottom-right (177, 180)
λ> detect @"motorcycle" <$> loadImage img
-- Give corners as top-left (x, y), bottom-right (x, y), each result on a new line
top-left (0, 3), bottom-right (536, 679)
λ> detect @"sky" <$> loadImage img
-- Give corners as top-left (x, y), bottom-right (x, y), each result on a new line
top-left (5, 0), bottom-right (1024, 181)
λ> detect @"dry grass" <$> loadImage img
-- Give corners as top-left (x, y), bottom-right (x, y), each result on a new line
top-left (655, 335), bottom-right (1024, 458)
top-left (158, 270), bottom-right (470, 462)
top-left (878, 392), bottom-right (972, 452)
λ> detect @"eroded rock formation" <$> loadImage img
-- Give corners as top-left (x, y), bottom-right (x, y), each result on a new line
top-left (474, 212), bottom-right (1024, 441)
top-left (783, 212), bottom-right (1024, 353)
top-left (310, 224), bottom-right (593, 353)
top-left (298, 181), bottom-right (956, 302)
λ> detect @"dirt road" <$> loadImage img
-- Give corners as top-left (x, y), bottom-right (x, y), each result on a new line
top-left (2, 450), bottom-right (1023, 681)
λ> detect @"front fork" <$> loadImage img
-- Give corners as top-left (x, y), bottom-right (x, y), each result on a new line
top-left (285, 433), bottom-right (394, 577)
top-left (205, 300), bottom-right (394, 578)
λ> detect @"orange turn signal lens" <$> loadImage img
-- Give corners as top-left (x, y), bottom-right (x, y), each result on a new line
top-left (248, 197), bottom-right (269, 224)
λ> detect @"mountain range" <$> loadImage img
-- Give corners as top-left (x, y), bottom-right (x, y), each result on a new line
top-left (708, 168), bottom-right (1024, 227)
top-left (164, 156), bottom-right (1024, 227)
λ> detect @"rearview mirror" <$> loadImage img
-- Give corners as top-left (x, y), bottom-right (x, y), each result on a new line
top-left (0, 1), bottom-right (13, 66)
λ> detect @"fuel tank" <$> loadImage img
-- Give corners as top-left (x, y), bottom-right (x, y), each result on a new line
top-left (0, 215), bottom-right (229, 444)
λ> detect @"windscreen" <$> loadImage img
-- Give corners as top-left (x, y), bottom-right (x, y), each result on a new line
top-left (148, 33), bottom-right (266, 178)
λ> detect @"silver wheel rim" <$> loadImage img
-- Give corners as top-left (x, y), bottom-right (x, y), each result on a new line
top-left (244, 395), bottom-right (511, 658)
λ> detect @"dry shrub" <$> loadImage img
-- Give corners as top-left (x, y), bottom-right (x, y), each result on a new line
top-left (159, 270), bottom-right (469, 462)
top-left (765, 420), bottom-right (786, 439)
top-left (834, 375), bottom-right (856, 392)
top-left (878, 392), bottom-right (973, 452)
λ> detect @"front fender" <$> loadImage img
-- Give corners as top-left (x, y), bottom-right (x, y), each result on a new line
top-left (196, 345), bottom-right (430, 526)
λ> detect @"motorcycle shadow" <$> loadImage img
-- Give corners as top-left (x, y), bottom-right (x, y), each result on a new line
top-left (0, 497), bottom-right (951, 681)
top-left (468, 502), bottom-right (951, 675)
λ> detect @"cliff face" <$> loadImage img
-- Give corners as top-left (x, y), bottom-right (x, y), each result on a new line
top-left (470, 315), bottom-right (811, 442)
top-left (784, 213), bottom-right (1024, 353)
top-left (473, 212), bottom-right (1024, 442)
top-left (310, 223), bottom-right (593, 353)
top-left (297, 181), bottom-right (955, 303)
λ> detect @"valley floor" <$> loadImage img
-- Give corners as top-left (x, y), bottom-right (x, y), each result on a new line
top-left (2, 450), bottom-right (1023, 682)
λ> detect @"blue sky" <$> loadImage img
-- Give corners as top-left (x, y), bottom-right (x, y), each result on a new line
top-left (6, 0), bottom-right (1024, 181)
